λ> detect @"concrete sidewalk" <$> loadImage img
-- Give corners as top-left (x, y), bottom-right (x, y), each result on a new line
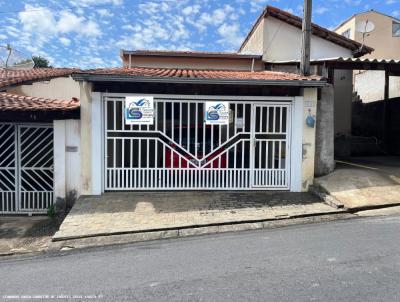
top-left (53, 192), bottom-right (340, 241)
top-left (315, 156), bottom-right (400, 210)
top-left (0, 216), bottom-right (63, 256)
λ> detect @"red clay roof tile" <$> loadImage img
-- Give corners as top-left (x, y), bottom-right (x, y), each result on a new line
top-left (0, 92), bottom-right (79, 112)
top-left (76, 67), bottom-right (323, 82)
top-left (0, 68), bottom-right (75, 89)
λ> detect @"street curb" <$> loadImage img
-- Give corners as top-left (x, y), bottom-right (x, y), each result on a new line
top-left (0, 252), bottom-right (14, 257)
top-left (52, 210), bottom-right (346, 242)
top-left (50, 211), bottom-right (353, 252)
top-left (309, 184), bottom-right (344, 209)
top-left (348, 202), bottom-right (400, 213)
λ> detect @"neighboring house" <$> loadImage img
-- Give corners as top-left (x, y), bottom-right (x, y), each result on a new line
top-left (0, 68), bottom-right (81, 214)
top-left (237, 5), bottom-right (373, 169)
top-left (335, 10), bottom-right (400, 103)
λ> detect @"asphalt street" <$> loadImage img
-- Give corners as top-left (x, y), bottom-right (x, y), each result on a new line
top-left (0, 214), bottom-right (399, 301)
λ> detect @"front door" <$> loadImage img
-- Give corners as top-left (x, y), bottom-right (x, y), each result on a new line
top-left (252, 104), bottom-right (291, 189)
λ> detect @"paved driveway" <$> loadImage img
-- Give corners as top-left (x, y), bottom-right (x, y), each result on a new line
top-left (316, 156), bottom-right (400, 209)
top-left (0, 216), bottom-right (61, 256)
top-left (54, 191), bottom-right (335, 240)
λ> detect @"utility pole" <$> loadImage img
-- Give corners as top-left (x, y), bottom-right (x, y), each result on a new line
top-left (300, 0), bottom-right (312, 76)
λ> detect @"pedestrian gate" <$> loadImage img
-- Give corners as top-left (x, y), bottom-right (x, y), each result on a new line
top-left (0, 124), bottom-right (54, 213)
top-left (104, 96), bottom-right (291, 190)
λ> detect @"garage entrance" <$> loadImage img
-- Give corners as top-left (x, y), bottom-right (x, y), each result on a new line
top-left (104, 96), bottom-right (292, 190)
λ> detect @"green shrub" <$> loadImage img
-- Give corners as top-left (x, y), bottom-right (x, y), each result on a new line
top-left (47, 204), bottom-right (56, 218)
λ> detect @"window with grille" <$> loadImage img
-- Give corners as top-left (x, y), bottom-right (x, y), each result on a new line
top-left (393, 21), bottom-right (400, 37)
top-left (341, 29), bottom-right (351, 39)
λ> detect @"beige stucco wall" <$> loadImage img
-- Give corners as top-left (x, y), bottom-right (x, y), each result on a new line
top-left (354, 71), bottom-right (400, 102)
top-left (78, 81), bottom-right (93, 195)
top-left (335, 18), bottom-right (356, 40)
top-left (240, 18), bottom-right (264, 55)
top-left (302, 88), bottom-right (318, 191)
top-left (122, 56), bottom-right (264, 71)
top-left (335, 11), bottom-right (400, 60)
top-left (6, 76), bottom-right (80, 100)
top-left (264, 18), bottom-right (353, 62)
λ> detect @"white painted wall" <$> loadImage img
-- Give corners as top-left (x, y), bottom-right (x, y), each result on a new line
top-left (263, 18), bottom-right (353, 62)
top-left (53, 120), bottom-right (81, 202)
top-left (91, 92), bottom-right (102, 195)
top-left (65, 120), bottom-right (81, 196)
top-left (240, 18), bottom-right (265, 55)
top-left (290, 96), bottom-right (304, 192)
top-left (355, 71), bottom-right (400, 103)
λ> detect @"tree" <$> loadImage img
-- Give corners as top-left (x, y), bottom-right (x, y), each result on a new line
top-left (32, 56), bottom-right (52, 68)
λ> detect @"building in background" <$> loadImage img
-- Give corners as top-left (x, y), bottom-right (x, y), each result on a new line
top-left (335, 10), bottom-right (400, 103)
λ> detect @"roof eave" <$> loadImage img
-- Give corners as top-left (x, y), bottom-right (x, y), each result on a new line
top-left (72, 74), bottom-right (326, 87)
top-left (352, 46), bottom-right (374, 58)
top-left (120, 50), bottom-right (262, 60)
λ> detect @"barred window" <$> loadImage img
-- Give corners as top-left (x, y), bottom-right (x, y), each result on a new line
top-left (341, 29), bottom-right (351, 39)
top-left (393, 21), bottom-right (400, 37)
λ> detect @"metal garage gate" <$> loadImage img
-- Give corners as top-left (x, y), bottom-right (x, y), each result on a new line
top-left (104, 96), bottom-right (291, 190)
top-left (0, 124), bottom-right (54, 214)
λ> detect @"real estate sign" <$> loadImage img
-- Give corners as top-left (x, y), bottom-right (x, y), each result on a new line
top-left (125, 96), bottom-right (154, 125)
top-left (205, 101), bottom-right (230, 125)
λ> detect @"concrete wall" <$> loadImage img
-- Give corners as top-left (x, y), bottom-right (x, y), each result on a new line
top-left (355, 71), bottom-right (400, 103)
top-left (6, 76), bottom-right (80, 100)
top-left (240, 18), bottom-right (264, 55)
top-left (315, 85), bottom-right (335, 176)
top-left (122, 56), bottom-right (264, 71)
top-left (263, 18), bottom-right (353, 62)
top-left (301, 88), bottom-right (318, 189)
top-left (53, 119), bottom-right (81, 204)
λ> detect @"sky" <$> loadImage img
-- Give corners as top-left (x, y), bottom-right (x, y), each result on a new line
top-left (0, 0), bottom-right (399, 68)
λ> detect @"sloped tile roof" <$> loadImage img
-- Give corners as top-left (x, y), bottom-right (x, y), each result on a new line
top-left (0, 92), bottom-right (79, 112)
top-left (74, 67), bottom-right (323, 82)
top-left (0, 68), bottom-right (75, 89)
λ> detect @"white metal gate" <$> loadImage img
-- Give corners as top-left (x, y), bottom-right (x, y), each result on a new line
top-left (252, 104), bottom-right (290, 188)
top-left (104, 96), bottom-right (291, 191)
top-left (0, 124), bottom-right (54, 214)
